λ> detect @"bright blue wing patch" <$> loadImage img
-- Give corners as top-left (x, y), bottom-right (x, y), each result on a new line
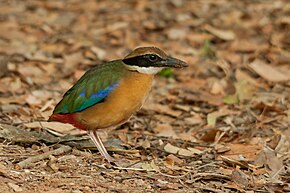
top-left (56, 83), bottom-right (119, 113)
top-left (76, 83), bottom-right (119, 112)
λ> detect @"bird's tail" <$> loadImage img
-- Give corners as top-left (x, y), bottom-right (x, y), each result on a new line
top-left (48, 113), bottom-right (86, 130)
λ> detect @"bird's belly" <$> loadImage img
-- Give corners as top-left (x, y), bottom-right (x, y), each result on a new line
top-left (76, 72), bottom-right (154, 130)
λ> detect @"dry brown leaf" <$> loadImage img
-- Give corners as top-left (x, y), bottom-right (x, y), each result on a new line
top-left (163, 143), bottom-right (200, 157)
top-left (186, 33), bottom-right (213, 44)
top-left (167, 28), bottom-right (187, 40)
top-left (17, 63), bottom-right (44, 77)
top-left (178, 148), bottom-right (194, 157)
top-left (140, 139), bottom-right (151, 149)
top-left (183, 91), bottom-right (224, 106)
top-left (90, 46), bottom-right (106, 60)
top-left (165, 154), bottom-right (183, 165)
top-left (235, 69), bottom-right (267, 88)
top-left (217, 168), bottom-right (233, 176)
top-left (9, 77), bottom-right (22, 93)
top-left (149, 104), bottom-right (182, 117)
top-left (74, 70), bottom-right (85, 80)
top-left (234, 80), bottom-right (256, 102)
top-left (217, 143), bottom-right (262, 161)
top-left (7, 183), bottom-right (23, 192)
top-left (231, 169), bottom-right (249, 188)
top-left (0, 55), bottom-right (9, 78)
top-left (204, 25), bottom-right (236, 41)
top-left (249, 59), bottom-right (290, 82)
top-left (174, 104), bottom-right (191, 112)
top-left (24, 121), bottom-right (85, 136)
top-left (155, 123), bottom-right (178, 138)
top-left (187, 147), bottom-right (203, 155)
top-left (184, 114), bottom-right (203, 125)
top-left (255, 147), bottom-right (285, 182)
top-left (210, 81), bottom-right (225, 95)
top-left (207, 107), bottom-right (236, 127)
top-left (164, 143), bottom-right (180, 154)
top-left (25, 94), bottom-right (42, 106)
top-left (0, 163), bottom-right (11, 178)
top-left (63, 52), bottom-right (84, 72)
top-left (0, 96), bottom-right (26, 105)
top-left (230, 39), bottom-right (267, 52)
top-left (43, 188), bottom-right (66, 193)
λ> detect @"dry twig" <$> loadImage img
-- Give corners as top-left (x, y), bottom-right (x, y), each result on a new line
top-left (17, 145), bottom-right (72, 169)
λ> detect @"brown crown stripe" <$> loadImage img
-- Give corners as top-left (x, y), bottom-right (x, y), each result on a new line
top-left (124, 47), bottom-right (168, 60)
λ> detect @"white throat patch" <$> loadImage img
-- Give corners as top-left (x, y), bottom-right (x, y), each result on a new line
top-left (131, 66), bottom-right (163, 74)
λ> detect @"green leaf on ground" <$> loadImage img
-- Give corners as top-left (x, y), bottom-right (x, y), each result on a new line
top-left (158, 68), bottom-right (174, 78)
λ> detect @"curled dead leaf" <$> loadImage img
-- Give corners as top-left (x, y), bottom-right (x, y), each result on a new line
top-left (204, 25), bottom-right (236, 41)
top-left (249, 59), bottom-right (290, 82)
top-left (164, 143), bottom-right (180, 154)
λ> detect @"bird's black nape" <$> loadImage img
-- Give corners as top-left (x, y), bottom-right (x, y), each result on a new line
top-left (122, 54), bottom-right (163, 67)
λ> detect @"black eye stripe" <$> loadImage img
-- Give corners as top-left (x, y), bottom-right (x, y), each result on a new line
top-left (123, 54), bottom-right (163, 67)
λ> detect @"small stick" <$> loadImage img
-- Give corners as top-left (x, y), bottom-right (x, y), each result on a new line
top-left (17, 145), bottom-right (72, 169)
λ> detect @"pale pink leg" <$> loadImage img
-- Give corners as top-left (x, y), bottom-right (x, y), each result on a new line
top-left (87, 130), bottom-right (114, 162)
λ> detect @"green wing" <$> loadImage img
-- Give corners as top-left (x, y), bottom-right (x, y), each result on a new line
top-left (53, 60), bottom-right (124, 114)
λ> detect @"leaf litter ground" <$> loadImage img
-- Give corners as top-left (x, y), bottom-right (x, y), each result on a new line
top-left (0, 0), bottom-right (289, 192)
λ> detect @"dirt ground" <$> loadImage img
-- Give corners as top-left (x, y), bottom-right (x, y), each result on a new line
top-left (0, 0), bottom-right (289, 192)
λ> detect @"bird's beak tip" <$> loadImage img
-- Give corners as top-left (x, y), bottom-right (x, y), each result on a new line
top-left (167, 57), bottom-right (188, 68)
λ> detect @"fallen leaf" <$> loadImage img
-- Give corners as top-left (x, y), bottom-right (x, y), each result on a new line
top-left (231, 169), bottom-right (249, 188)
top-left (223, 94), bottom-right (239, 104)
top-left (187, 147), bottom-right (203, 155)
top-left (207, 107), bottom-right (235, 127)
top-left (215, 144), bottom-right (231, 153)
top-left (63, 51), bottom-right (84, 73)
top-left (90, 46), bottom-right (106, 60)
top-left (249, 59), bottom-right (290, 82)
top-left (0, 54), bottom-right (9, 78)
top-left (24, 121), bottom-right (85, 136)
top-left (140, 139), bottom-right (151, 149)
top-left (155, 123), bottom-right (178, 138)
top-left (149, 104), bottom-right (182, 117)
top-left (141, 160), bottom-right (160, 172)
top-left (254, 147), bottom-right (285, 182)
top-left (235, 69), bottom-right (267, 88)
top-left (7, 183), bottom-right (23, 192)
top-left (199, 129), bottom-right (219, 142)
top-left (178, 148), bottom-right (194, 157)
top-left (182, 91), bottom-right (224, 106)
top-left (164, 143), bottom-right (180, 154)
top-left (204, 25), bottom-right (236, 41)
top-left (217, 168), bottom-right (233, 176)
top-left (0, 96), bottom-right (26, 105)
top-left (217, 143), bottom-right (262, 161)
top-left (184, 114), bottom-right (203, 125)
top-left (235, 80), bottom-right (255, 102)
top-left (223, 80), bottom-right (255, 104)
top-left (174, 104), bottom-right (191, 112)
top-left (165, 154), bottom-right (183, 166)
top-left (25, 94), bottom-right (42, 106)
top-left (210, 81), bottom-right (225, 95)
top-left (0, 163), bottom-right (11, 178)
top-left (17, 63), bottom-right (43, 77)
top-left (43, 188), bottom-right (66, 193)
top-left (167, 28), bottom-right (187, 40)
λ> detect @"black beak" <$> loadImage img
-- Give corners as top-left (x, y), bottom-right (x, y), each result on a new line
top-left (159, 57), bottom-right (188, 68)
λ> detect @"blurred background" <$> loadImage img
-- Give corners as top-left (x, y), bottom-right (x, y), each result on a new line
top-left (0, 0), bottom-right (289, 192)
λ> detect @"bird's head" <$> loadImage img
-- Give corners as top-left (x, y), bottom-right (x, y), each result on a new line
top-left (122, 47), bottom-right (188, 74)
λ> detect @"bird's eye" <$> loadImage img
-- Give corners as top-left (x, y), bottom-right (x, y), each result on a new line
top-left (148, 55), bottom-right (158, 62)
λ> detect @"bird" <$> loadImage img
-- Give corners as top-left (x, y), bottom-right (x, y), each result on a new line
top-left (49, 47), bottom-right (188, 163)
